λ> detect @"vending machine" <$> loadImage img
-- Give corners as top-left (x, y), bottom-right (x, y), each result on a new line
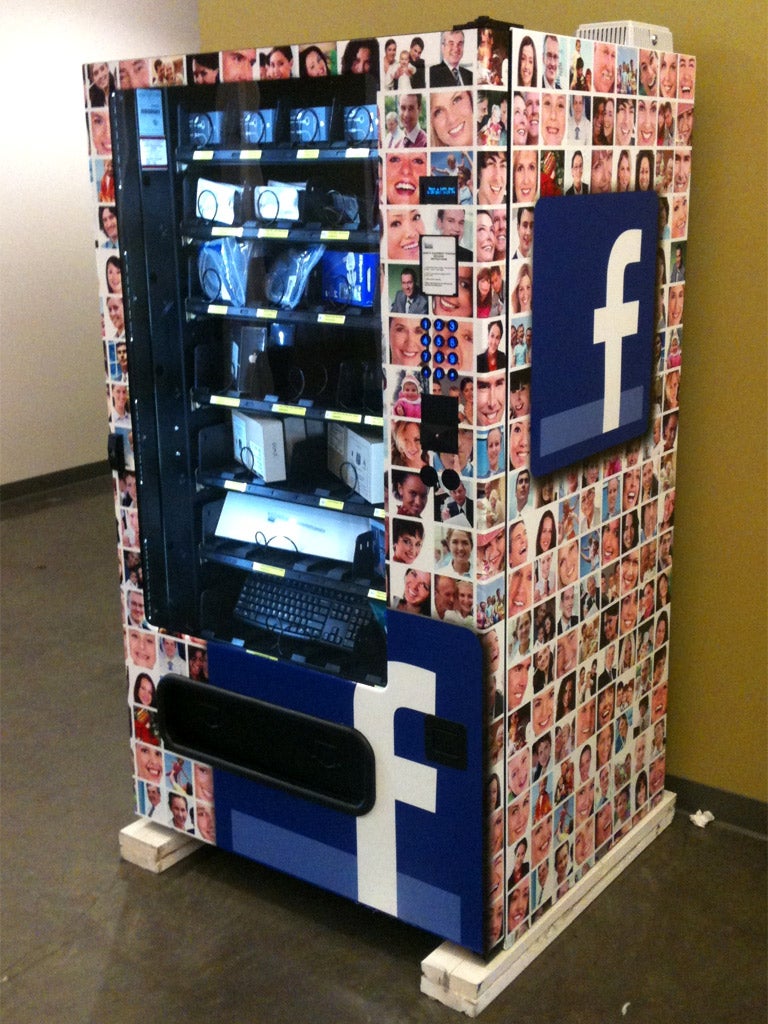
top-left (84, 18), bottom-right (694, 957)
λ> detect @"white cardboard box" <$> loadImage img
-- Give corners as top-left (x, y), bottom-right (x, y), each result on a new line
top-left (231, 410), bottom-right (286, 482)
top-left (327, 421), bottom-right (384, 503)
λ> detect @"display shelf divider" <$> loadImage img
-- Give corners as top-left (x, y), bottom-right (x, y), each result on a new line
top-left (180, 146), bottom-right (377, 166)
top-left (198, 465), bottom-right (382, 519)
top-left (196, 389), bottom-right (378, 427)
top-left (199, 542), bottom-right (384, 597)
top-left (182, 226), bottom-right (377, 244)
top-left (186, 297), bottom-right (378, 329)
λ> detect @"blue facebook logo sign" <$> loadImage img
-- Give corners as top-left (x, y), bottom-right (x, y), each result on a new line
top-left (530, 192), bottom-right (659, 476)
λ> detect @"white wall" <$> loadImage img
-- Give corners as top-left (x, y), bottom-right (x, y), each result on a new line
top-left (0, 0), bottom-right (200, 486)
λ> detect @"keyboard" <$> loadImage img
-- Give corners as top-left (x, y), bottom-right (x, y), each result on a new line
top-left (234, 574), bottom-right (374, 653)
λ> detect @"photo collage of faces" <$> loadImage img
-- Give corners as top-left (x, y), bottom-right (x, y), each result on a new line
top-left (381, 25), bottom-right (511, 631)
top-left (378, 26), bottom-right (692, 951)
top-left (122, 505), bottom-right (215, 841)
top-left (85, 23), bottom-right (692, 952)
top-left (495, 28), bottom-right (691, 949)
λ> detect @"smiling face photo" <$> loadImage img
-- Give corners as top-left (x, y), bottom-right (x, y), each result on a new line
top-left (430, 89), bottom-right (474, 148)
top-left (513, 149), bottom-right (538, 204)
top-left (385, 150), bottom-right (427, 204)
top-left (432, 265), bottom-right (474, 319)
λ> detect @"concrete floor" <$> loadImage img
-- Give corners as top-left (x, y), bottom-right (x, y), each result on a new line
top-left (1, 476), bottom-right (766, 1024)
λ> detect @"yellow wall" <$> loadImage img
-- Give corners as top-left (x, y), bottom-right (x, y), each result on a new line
top-left (199, 0), bottom-right (768, 803)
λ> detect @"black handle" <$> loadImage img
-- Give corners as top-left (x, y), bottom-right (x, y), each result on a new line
top-left (157, 674), bottom-right (375, 815)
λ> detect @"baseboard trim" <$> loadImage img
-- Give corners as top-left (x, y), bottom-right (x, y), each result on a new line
top-left (0, 461), bottom-right (111, 505)
top-left (666, 774), bottom-right (767, 837)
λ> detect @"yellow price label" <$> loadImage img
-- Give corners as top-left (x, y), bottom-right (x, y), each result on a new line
top-left (325, 410), bottom-right (361, 423)
top-left (272, 404), bottom-right (306, 417)
top-left (252, 563), bottom-right (285, 577)
top-left (246, 648), bottom-right (278, 661)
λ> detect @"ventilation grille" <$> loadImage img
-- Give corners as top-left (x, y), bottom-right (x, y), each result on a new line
top-left (576, 21), bottom-right (673, 50)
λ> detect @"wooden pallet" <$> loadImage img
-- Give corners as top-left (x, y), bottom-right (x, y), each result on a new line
top-left (119, 818), bottom-right (201, 873)
top-left (421, 790), bottom-right (676, 1016)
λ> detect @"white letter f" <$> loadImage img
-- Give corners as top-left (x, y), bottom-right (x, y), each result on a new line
top-left (593, 229), bottom-right (642, 433)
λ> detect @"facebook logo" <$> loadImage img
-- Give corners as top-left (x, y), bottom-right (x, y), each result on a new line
top-left (530, 193), bottom-right (659, 476)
